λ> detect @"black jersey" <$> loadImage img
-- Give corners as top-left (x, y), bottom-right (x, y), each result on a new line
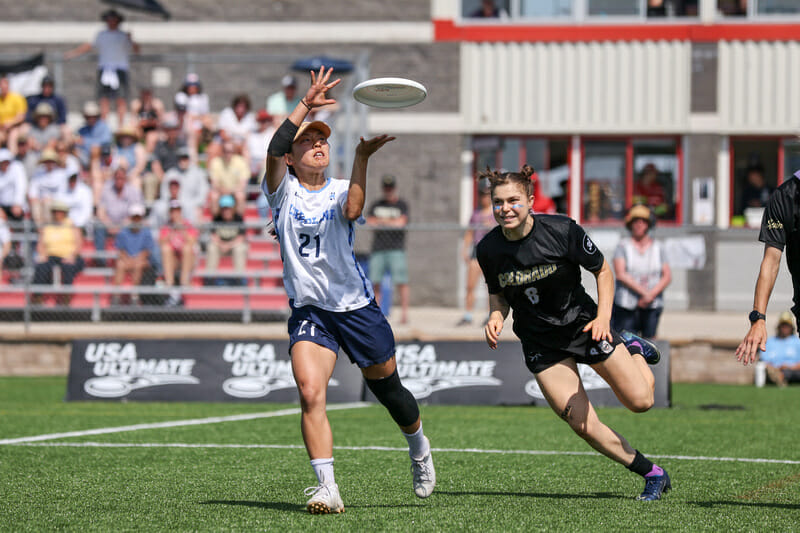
top-left (759, 174), bottom-right (800, 311)
top-left (476, 214), bottom-right (605, 349)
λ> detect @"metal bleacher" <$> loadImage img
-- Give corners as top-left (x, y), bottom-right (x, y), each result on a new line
top-left (0, 198), bottom-right (291, 324)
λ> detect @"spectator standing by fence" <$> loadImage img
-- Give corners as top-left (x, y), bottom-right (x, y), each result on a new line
top-left (458, 178), bottom-right (495, 326)
top-left (612, 205), bottom-right (671, 339)
top-left (64, 8), bottom-right (139, 126)
top-left (760, 311), bottom-right (800, 387)
top-left (367, 174), bottom-right (410, 324)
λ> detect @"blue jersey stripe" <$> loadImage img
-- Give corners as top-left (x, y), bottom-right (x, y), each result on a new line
top-left (349, 221), bottom-right (372, 299)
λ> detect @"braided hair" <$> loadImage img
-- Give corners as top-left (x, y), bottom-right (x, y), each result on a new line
top-left (478, 165), bottom-right (536, 197)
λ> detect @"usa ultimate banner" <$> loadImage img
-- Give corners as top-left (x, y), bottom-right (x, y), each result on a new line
top-left (67, 339), bottom-right (670, 407)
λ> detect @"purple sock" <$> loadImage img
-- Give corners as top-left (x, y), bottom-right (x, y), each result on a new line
top-left (645, 465), bottom-right (664, 477)
top-left (627, 340), bottom-right (643, 356)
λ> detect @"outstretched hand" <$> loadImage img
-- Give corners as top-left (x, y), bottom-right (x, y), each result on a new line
top-left (484, 315), bottom-right (504, 350)
top-left (355, 135), bottom-right (395, 159)
top-left (304, 66), bottom-right (341, 109)
top-left (735, 321), bottom-right (767, 366)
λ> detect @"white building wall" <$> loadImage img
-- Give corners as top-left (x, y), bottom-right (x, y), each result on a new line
top-left (718, 40), bottom-right (800, 134)
top-left (461, 40), bottom-right (691, 134)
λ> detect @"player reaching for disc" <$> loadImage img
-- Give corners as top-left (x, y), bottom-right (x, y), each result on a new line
top-left (262, 66), bottom-right (435, 514)
top-left (476, 165), bottom-right (671, 502)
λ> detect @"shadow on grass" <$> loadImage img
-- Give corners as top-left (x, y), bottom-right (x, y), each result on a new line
top-left (436, 490), bottom-right (625, 501)
top-left (691, 500), bottom-right (800, 510)
top-left (200, 500), bottom-right (426, 512)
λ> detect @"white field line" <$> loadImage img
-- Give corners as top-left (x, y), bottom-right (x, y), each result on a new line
top-left (6, 441), bottom-right (800, 465)
top-left (0, 402), bottom-right (370, 445)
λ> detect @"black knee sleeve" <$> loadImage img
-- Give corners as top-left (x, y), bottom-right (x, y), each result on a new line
top-left (365, 370), bottom-right (419, 427)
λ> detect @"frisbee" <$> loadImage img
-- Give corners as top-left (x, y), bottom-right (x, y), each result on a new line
top-left (352, 77), bottom-right (427, 108)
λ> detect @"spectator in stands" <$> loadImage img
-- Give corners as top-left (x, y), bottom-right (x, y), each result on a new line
top-left (209, 141), bottom-right (249, 214)
top-left (24, 102), bottom-right (61, 154)
top-left (159, 200), bottom-right (199, 306)
top-left (761, 311), bottom-right (800, 387)
top-left (266, 75), bottom-right (301, 120)
top-left (247, 109), bottom-right (275, 178)
top-left (57, 171), bottom-right (94, 231)
top-left (55, 138), bottom-right (81, 177)
top-left (160, 147), bottom-right (208, 224)
top-left (130, 87), bottom-right (164, 153)
top-left (0, 75), bottom-right (28, 152)
top-left (64, 8), bottom-right (139, 125)
top-left (612, 205), bottom-right (671, 339)
top-left (206, 194), bottom-right (248, 286)
top-left (95, 161), bottom-right (143, 263)
top-left (0, 148), bottom-right (27, 222)
top-left (76, 101), bottom-right (112, 167)
top-left (0, 209), bottom-right (10, 281)
top-left (112, 203), bottom-right (154, 305)
top-left (151, 178), bottom-right (184, 227)
top-left (15, 136), bottom-right (39, 179)
top-left (113, 123), bottom-right (147, 185)
top-left (457, 179), bottom-right (495, 326)
top-left (178, 73), bottom-right (211, 134)
top-left (28, 148), bottom-right (68, 226)
top-left (146, 117), bottom-right (187, 202)
top-left (633, 163), bottom-right (670, 219)
top-left (26, 75), bottom-right (67, 129)
top-left (215, 94), bottom-right (256, 157)
top-left (32, 201), bottom-right (84, 305)
top-left (738, 165), bottom-right (773, 214)
top-left (367, 174), bottom-right (410, 324)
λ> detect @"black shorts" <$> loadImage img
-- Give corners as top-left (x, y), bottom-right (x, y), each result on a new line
top-left (522, 328), bottom-right (624, 374)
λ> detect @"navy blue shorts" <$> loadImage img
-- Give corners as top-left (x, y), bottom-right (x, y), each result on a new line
top-left (288, 299), bottom-right (395, 368)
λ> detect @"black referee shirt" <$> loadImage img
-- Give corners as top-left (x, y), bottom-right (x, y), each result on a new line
top-left (759, 173), bottom-right (800, 311)
top-left (476, 214), bottom-right (605, 349)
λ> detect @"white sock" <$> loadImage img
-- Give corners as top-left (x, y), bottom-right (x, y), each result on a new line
top-left (403, 424), bottom-right (430, 460)
top-left (310, 458), bottom-right (335, 485)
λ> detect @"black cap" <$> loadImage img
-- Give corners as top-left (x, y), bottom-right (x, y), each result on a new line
top-left (42, 75), bottom-right (54, 87)
top-left (381, 174), bottom-right (397, 187)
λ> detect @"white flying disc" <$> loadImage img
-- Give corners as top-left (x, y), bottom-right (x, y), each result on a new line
top-left (352, 77), bottom-right (427, 108)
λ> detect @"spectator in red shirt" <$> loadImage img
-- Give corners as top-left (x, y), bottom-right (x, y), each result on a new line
top-left (532, 173), bottom-right (557, 214)
top-left (158, 200), bottom-right (198, 306)
top-left (633, 163), bottom-right (670, 218)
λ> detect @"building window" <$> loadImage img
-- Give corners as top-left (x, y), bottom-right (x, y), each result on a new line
top-left (755, 0), bottom-right (800, 15)
top-left (471, 136), bottom-right (570, 213)
top-left (717, 0), bottom-right (747, 15)
top-left (460, 0), bottom-right (699, 20)
top-left (462, 0), bottom-right (511, 19)
top-left (730, 138), bottom-right (778, 227)
top-left (583, 138), bottom-right (681, 224)
top-left (520, 0), bottom-right (573, 18)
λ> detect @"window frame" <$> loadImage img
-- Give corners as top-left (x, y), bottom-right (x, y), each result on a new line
top-left (580, 135), bottom-right (684, 227)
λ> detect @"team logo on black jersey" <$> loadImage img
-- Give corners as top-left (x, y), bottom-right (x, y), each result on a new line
top-left (766, 219), bottom-right (783, 230)
top-left (583, 235), bottom-right (598, 255)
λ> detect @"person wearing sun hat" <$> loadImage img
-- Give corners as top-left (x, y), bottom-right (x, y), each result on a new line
top-left (28, 148), bottom-right (69, 225)
top-left (262, 67), bottom-right (434, 513)
top-left (760, 311), bottom-right (800, 387)
top-left (64, 8), bottom-right (140, 125)
top-left (24, 102), bottom-right (60, 152)
top-left (611, 204), bottom-right (671, 339)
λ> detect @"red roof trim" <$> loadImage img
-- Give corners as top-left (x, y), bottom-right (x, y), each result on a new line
top-left (434, 19), bottom-right (800, 43)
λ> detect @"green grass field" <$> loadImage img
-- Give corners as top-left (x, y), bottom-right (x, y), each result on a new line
top-left (2, 377), bottom-right (799, 531)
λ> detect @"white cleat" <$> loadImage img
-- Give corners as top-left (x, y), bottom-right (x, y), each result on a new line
top-left (410, 438), bottom-right (436, 498)
top-left (304, 482), bottom-right (344, 514)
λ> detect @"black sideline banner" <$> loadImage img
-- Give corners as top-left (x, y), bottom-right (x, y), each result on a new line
top-left (67, 339), bottom-right (670, 407)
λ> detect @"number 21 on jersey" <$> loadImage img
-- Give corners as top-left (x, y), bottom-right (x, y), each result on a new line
top-left (299, 233), bottom-right (320, 258)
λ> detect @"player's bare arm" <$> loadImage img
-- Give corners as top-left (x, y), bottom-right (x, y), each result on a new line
top-left (736, 245), bottom-right (782, 365)
top-left (583, 259), bottom-right (614, 342)
top-left (264, 67), bottom-right (341, 194)
top-left (344, 135), bottom-right (395, 221)
top-left (485, 292), bottom-right (510, 350)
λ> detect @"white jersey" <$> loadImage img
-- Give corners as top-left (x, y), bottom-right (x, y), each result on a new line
top-left (264, 171), bottom-right (373, 312)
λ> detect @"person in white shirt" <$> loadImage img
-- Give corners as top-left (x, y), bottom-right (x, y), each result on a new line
top-left (64, 8), bottom-right (140, 125)
top-left (263, 67), bottom-right (435, 514)
top-left (0, 148), bottom-right (27, 222)
top-left (28, 149), bottom-right (68, 226)
top-left (57, 171), bottom-right (94, 230)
